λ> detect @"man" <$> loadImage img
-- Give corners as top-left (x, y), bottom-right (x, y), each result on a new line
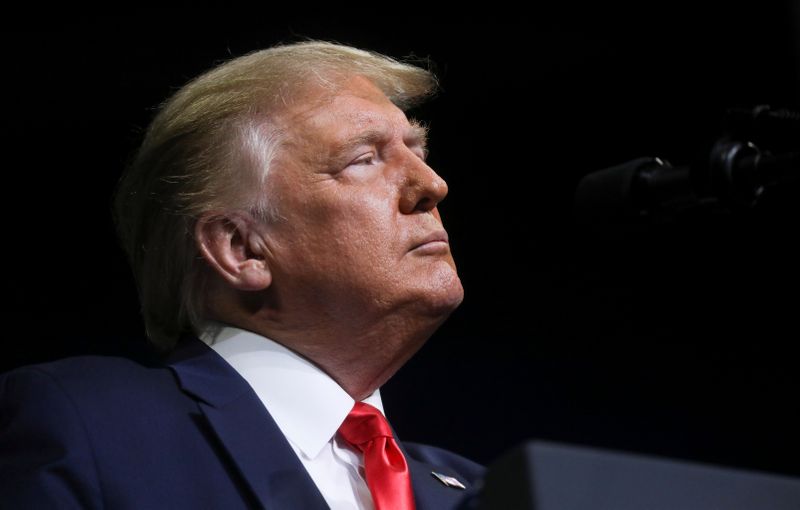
top-left (0, 41), bottom-right (483, 509)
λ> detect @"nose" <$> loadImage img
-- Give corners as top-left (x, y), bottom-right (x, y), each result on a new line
top-left (399, 157), bottom-right (449, 215)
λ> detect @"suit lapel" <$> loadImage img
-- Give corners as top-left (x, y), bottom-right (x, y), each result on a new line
top-left (394, 439), bottom-right (472, 510)
top-left (167, 338), bottom-right (328, 510)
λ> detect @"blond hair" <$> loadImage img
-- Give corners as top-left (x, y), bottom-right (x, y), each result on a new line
top-left (113, 41), bottom-right (437, 350)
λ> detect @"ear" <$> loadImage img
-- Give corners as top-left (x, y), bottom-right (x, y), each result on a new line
top-left (195, 212), bottom-right (272, 291)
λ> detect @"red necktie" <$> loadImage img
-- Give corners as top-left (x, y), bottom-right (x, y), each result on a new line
top-left (338, 402), bottom-right (416, 510)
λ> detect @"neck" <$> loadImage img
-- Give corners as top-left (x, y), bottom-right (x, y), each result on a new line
top-left (213, 305), bottom-right (446, 401)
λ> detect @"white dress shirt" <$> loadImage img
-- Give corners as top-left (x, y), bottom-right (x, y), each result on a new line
top-left (200, 323), bottom-right (380, 510)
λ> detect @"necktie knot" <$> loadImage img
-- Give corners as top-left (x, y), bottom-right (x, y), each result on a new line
top-left (338, 402), bottom-right (394, 446)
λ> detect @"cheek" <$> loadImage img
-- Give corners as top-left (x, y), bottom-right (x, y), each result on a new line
top-left (268, 170), bottom-right (402, 261)
top-left (284, 196), bottom-right (398, 264)
top-left (323, 192), bottom-right (397, 238)
top-left (335, 219), bottom-right (399, 268)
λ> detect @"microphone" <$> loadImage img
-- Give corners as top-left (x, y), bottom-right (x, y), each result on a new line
top-left (573, 156), bottom-right (696, 226)
top-left (574, 108), bottom-right (799, 227)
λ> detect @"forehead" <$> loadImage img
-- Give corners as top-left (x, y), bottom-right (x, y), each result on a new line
top-left (280, 75), bottom-right (413, 143)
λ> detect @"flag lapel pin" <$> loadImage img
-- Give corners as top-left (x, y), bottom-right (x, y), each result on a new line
top-left (431, 471), bottom-right (466, 489)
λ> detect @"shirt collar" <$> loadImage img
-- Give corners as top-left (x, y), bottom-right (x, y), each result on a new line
top-left (199, 323), bottom-right (384, 460)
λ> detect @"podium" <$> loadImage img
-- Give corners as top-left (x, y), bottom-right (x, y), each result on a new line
top-left (471, 441), bottom-right (800, 510)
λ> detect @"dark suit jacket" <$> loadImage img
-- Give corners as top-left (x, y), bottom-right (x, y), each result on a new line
top-left (0, 338), bottom-right (484, 509)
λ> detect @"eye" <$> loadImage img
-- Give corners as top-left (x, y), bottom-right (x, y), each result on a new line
top-left (350, 153), bottom-right (376, 166)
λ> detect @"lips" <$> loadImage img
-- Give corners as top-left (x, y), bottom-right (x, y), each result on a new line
top-left (411, 230), bottom-right (449, 251)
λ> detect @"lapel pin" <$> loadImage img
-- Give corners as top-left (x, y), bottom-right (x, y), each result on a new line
top-left (431, 471), bottom-right (466, 490)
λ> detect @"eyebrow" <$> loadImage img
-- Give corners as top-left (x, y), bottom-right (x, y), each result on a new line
top-left (407, 119), bottom-right (429, 152)
top-left (331, 119), bottom-right (429, 162)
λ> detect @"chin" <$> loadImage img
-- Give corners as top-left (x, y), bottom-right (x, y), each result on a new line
top-left (429, 288), bottom-right (464, 319)
top-left (418, 267), bottom-right (464, 318)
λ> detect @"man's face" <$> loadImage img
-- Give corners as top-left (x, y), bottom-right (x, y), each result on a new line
top-left (261, 75), bottom-right (463, 328)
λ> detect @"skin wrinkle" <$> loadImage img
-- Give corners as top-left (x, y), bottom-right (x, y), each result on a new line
top-left (199, 74), bottom-right (462, 400)
top-left (320, 115), bottom-right (428, 171)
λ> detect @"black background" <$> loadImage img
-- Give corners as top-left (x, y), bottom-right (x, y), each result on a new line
top-left (4, 5), bottom-right (800, 477)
